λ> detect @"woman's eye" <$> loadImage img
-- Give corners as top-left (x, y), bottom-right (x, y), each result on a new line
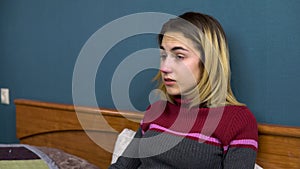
top-left (176, 55), bottom-right (184, 60)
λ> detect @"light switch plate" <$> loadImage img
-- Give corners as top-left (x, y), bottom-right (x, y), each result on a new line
top-left (1, 88), bottom-right (10, 105)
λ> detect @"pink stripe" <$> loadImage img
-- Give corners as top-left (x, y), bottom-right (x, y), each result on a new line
top-left (230, 139), bottom-right (258, 148)
top-left (140, 120), bottom-right (145, 135)
top-left (149, 123), bottom-right (221, 144)
top-left (223, 139), bottom-right (258, 151)
top-left (223, 145), bottom-right (229, 151)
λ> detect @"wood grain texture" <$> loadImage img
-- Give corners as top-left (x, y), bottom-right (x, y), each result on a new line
top-left (15, 99), bottom-right (142, 168)
top-left (257, 125), bottom-right (300, 168)
top-left (15, 99), bottom-right (300, 169)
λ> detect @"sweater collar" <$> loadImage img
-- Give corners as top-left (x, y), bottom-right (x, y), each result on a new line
top-left (173, 95), bottom-right (192, 106)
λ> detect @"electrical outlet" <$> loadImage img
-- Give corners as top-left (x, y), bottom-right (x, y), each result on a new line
top-left (1, 88), bottom-right (10, 105)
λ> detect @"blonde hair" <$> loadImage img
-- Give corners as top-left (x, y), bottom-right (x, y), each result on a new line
top-left (155, 12), bottom-right (244, 108)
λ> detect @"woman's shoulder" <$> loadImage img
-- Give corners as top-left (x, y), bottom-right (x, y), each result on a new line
top-left (222, 105), bottom-right (256, 120)
top-left (216, 105), bottom-right (258, 145)
top-left (143, 100), bottom-right (168, 121)
top-left (223, 105), bottom-right (258, 134)
top-left (202, 105), bottom-right (255, 121)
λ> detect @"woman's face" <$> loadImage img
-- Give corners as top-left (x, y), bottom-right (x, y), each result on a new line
top-left (160, 32), bottom-right (201, 97)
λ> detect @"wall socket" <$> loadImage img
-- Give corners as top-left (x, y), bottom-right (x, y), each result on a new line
top-left (1, 88), bottom-right (10, 105)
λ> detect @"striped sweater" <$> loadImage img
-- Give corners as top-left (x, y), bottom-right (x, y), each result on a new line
top-left (109, 100), bottom-right (258, 169)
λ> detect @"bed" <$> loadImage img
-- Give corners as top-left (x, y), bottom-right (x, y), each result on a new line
top-left (14, 99), bottom-right (300, 169)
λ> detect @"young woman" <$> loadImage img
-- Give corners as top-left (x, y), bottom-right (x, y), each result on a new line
top-left (109, 12), bottom-right (258, 169)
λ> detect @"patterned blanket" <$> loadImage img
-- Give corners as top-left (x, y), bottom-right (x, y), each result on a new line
top-left (0, 144), bottom-right (58, 169)
top-left (0, 144), bottom-right (100, 169)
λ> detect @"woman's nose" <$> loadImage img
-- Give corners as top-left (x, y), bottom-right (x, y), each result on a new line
top-left (160, 57), bottom-right (172, 74)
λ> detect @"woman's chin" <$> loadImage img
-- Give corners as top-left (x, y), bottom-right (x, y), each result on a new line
top-left (165, 89), bottom-right (181, 96)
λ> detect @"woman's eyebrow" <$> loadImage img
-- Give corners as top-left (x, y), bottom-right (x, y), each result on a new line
top-left (159, 46), bottom-right (188, 52)
top-left (171, 46), bottom-right (188, 52)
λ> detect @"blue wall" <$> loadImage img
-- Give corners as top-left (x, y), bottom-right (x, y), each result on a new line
top-left (0, 0), bottom-right (299, 143)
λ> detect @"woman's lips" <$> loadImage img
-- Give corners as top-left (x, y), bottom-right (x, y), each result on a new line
top-left (164, 78), bottom-right (176, 86)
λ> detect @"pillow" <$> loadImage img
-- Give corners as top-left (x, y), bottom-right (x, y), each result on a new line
top-left (111, 129), bottom-right (263, 169)
top-left (111, 128), bottom-right (136, 164)
top-left (255, 163), bottom-right (263, 169)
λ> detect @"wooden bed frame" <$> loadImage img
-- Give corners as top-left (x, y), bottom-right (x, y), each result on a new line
top-left (15, 99), bottom-right (300, 169)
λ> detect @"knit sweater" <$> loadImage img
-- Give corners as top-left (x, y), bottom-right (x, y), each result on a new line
top-left (109, 100), bottom-right (258, 169)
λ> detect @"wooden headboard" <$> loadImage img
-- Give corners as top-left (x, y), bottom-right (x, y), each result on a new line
top-left (15, 99), bottom-right (300, 169)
